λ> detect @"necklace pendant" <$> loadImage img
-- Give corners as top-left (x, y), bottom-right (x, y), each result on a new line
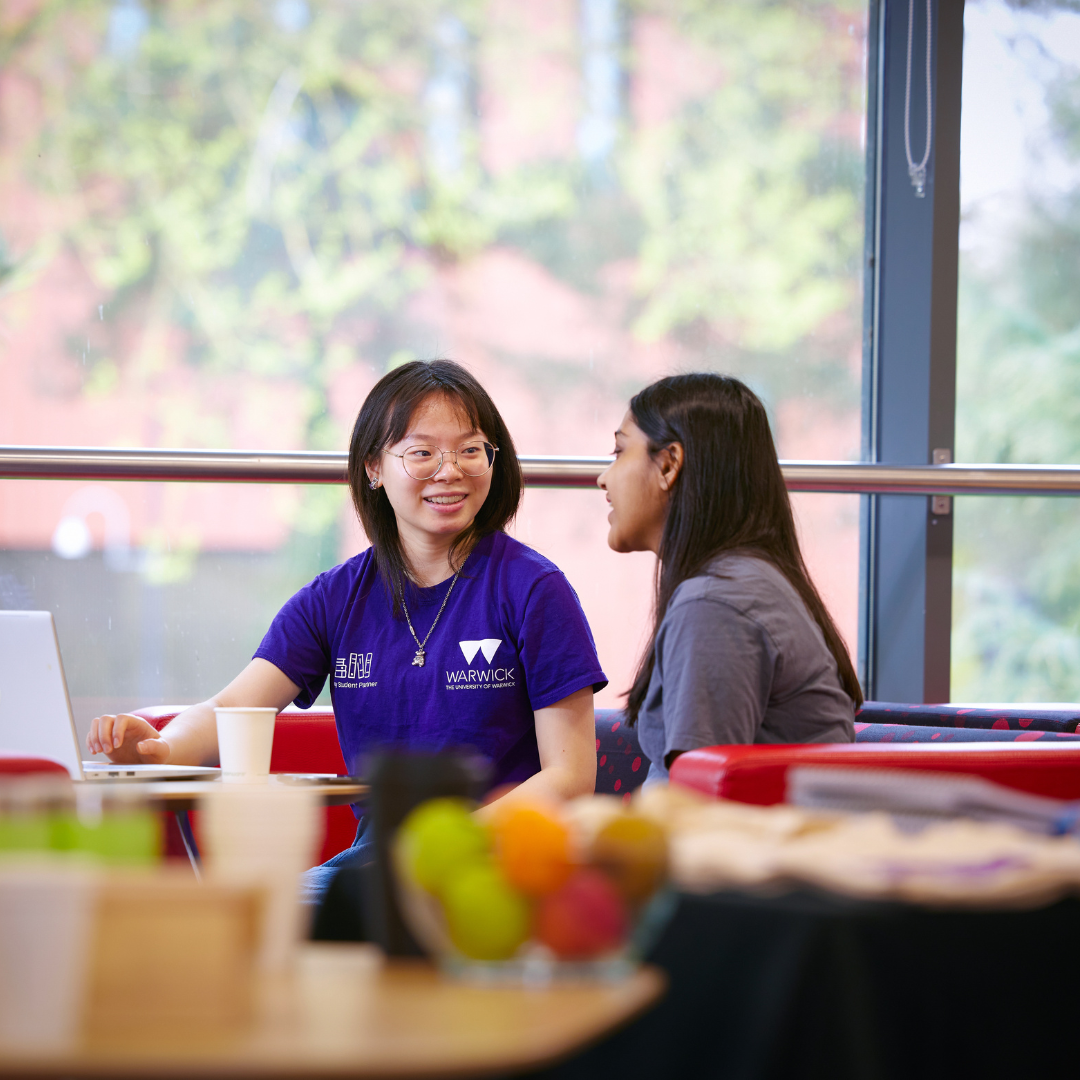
top-left (412, 649), bottom-right (426, 668)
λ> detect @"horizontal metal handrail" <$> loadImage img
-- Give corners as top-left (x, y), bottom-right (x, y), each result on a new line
top-left (0, 446), bottom-right (350, 484)
top-left (778, 462), bottom-right (1080, 496)
top-left (3, 446), bottom-right (1080, 495)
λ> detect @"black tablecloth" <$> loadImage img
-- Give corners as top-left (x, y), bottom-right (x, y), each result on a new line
top-left (530, 888), bottom-right (1080, 1080)
top-left (315, 855), bottom-right (1080, 1079)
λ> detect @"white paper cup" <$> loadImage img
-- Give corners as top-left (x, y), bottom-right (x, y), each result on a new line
top-left (201, 786), bottom-right (322, 972)
top-left (215, 707), bottom-right (277, 783)
top-left (0, 865), bottom-right (98, 1050)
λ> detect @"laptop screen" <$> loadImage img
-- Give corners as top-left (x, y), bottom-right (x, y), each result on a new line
top-left (0, 611), bottom-right (83, 778)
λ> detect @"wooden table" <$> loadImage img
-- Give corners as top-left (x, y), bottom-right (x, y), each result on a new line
top-left (76, 775), bottom-right (368, 812)
top-left (0, 951), bottom-right (666, 1078)
top-left (76, 776), bottom-right (367, 870)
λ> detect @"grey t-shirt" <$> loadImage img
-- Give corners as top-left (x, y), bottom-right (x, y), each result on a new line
top-left (637, 552), bottom-right (855, 786)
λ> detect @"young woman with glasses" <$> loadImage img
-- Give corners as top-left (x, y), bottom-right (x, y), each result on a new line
top-left (88, 360), bottom-right (606, 890)
top-left (598, 373), bottom-right (861, 786)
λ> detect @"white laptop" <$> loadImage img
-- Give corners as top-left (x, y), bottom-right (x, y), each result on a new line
top-left (0, 610), bottom-right (219, 781)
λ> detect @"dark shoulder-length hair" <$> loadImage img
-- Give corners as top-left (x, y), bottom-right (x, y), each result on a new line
top-left (347, 359), bottom-right (523, 610)
top-left (625, 373), bottom-right (863, 722)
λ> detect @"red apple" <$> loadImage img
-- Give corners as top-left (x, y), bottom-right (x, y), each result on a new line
top-left (535, 868), bottom-right (629, 959)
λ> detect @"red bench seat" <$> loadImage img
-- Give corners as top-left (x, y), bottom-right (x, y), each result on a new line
top-left (669, 742), bottom-right (1080, 805)
top-left (0, 752), bottom-right (71, 776)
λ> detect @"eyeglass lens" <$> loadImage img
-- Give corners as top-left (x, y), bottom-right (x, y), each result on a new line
top-left (401, 442), bottom-right (495, 479)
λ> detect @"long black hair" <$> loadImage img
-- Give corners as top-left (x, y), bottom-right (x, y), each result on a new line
top-left (348, 359), bottom-right (523, 611)
top-left (625, 373), bottom-right (863, 722)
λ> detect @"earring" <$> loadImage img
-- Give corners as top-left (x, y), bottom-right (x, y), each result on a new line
top-left (369, 478), bottom-right (380, 491)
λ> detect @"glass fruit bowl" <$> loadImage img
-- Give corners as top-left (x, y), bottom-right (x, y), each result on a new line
top-left (392, 796), bottom-right (673, 983)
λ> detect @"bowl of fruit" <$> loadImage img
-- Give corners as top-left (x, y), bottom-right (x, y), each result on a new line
top-left (393, 796), bottom-right (671, 981)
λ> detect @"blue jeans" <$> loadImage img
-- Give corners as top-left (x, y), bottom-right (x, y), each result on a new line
top-left (300, 818), bottom-right (375, 906)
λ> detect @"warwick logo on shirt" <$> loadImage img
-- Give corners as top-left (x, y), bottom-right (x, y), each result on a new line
top-left (334, 650), bottom-right (377, 688)
top-left (446, 638), bottom-right (516, 690)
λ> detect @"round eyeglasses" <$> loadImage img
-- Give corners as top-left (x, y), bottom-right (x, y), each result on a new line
top-left (384, 441), bottom-right (499, 480)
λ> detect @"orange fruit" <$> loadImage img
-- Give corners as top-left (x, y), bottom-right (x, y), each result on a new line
top-left (590, 814), bottom-right (668, 902)
top-left (493, 804), bottom-right (573, 896)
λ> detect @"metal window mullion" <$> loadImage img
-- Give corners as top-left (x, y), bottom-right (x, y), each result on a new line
top-left (862, 0), bottom-right (964, 704)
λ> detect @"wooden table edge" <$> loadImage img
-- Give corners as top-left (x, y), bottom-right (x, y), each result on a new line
top-left (73, 777), bottom-right (368, 811)
top-left (0, 966), bottom-right (666, 1079)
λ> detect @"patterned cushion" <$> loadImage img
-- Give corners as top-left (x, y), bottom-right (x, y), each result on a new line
top-left (595, 709), bottom-right (650, 797)
top-left (856, 722), bottom-right (1080, 743)
top-left (856, 701), bottom-right (1080, 733)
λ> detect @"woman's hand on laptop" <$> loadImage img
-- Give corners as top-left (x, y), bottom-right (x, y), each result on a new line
top-left (87, 714), bottom-right (171, 764)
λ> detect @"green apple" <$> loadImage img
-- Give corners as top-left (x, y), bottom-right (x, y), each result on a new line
top-left (398, 798), bottom-right (490, 896)
top-left (442, 861), bottom-right (531, 961)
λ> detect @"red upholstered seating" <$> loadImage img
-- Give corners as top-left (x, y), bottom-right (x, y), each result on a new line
top-left (0, 752), bottom-right (71, 776)
top-left (133, 706), bottom-right (356, 865)
top-left (669, 742), bottom-right (1080, 805)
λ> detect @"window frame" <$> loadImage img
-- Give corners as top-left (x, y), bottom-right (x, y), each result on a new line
top-left (860, 0), bottom-right (964, 703)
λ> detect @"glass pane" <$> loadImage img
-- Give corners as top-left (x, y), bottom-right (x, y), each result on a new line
top-left (519, 490), bottom-right (860, 712)
top-left (2, 1), bottom-right (867, 712)
top-left (953, 0), bottom-right (1080, 701)
top-left (953, 497), bottom-right (1080, 701)
top-left (0, 480), bottom-right (346, 750)
top-left (0, 480), bottom-right (861, 731)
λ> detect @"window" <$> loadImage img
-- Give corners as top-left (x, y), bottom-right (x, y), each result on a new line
top-left (1, 1), bottom-right (869, 732)
top-left (953, 0), bottom-right (1080, 700)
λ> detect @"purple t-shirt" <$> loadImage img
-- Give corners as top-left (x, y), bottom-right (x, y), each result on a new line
top-left (254, 532), bottom-right (607, 788)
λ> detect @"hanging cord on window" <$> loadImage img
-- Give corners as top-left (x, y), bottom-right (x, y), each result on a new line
top-left (904, 0), bottom-right (933, 197)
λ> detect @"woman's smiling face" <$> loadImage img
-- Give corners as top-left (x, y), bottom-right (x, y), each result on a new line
top-left (367, 393), bottom-right (494, 552)
top-left (597, 411), bottom-right (672, 555)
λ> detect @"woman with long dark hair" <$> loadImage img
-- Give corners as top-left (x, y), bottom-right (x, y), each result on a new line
top-left (89, 360), bottom-right (606, 886)
top-left (598, 373), bottom-right (859, 785)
